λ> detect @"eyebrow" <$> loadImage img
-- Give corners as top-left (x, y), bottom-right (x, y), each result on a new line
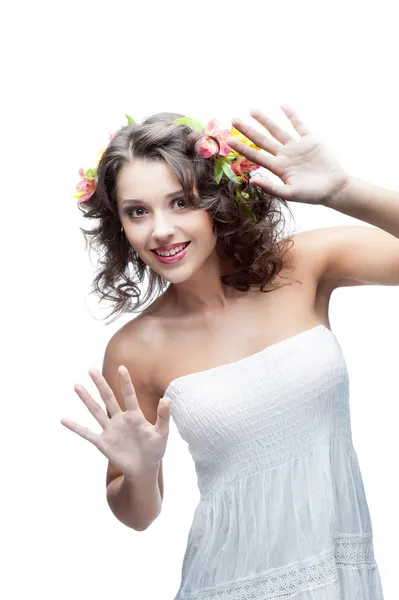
top-left (121, 190), bottom-right (183, 207)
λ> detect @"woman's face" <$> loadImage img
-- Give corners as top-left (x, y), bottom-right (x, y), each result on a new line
top-left (116, 159), bottom-right (218, 283)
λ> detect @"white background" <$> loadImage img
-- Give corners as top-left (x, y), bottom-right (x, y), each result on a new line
top-left (1, 1), bottom-right (398, 598)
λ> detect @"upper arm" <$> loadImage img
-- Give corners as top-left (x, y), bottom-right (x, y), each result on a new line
top-left (294, 225), bottom-right (399, 291)
top-left (102, 329), bottom-right (164, 500)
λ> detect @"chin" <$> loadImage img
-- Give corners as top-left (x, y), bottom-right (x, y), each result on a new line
top-left (156, 266), bottom-right (196, 285)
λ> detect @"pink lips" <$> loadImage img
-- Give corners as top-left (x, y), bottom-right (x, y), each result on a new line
top-left (151, 242), bottom-right (190, 264)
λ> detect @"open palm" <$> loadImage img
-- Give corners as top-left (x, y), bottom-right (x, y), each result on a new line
top-left (227, 105), bottom-right (349, 206)
top-left (61, 365), bottom-right (170, 479)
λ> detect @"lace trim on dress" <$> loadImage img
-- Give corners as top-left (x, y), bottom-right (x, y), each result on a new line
top-left (335, 532), bottom-right (376, 569)
top-left (177, 534), bottom-right (377, 600)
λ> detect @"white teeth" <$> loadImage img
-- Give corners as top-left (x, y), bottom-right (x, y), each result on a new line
top-left (155, 243), bottom-right (187, 257)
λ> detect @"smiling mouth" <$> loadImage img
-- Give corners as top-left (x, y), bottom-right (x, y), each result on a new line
top-left (151, 242), bottom-right (190, 257)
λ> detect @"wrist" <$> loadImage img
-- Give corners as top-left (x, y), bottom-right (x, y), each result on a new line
top-left (324, 174), bottom-right (354, 210)
top-left (123, 463), bottom-right (161, 484)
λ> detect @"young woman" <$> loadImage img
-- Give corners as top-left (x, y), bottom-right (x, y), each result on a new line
top-left (62, 105), bottom-right (398, 599)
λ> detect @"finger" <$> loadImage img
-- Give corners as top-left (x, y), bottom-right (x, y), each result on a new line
top-left (118, 365), bottom-right (140, 412)
top-left (60, 417), bottom-right (101, 446)
top-left (154, 396), bottom-right (170, 438)
top-left (249, 109), bottom-right (293, 145)
top-left (250, 177), bottom-right (292, 201)
top-left (225, 138), bottom-right (276, 174)
top-left (74, 383), bottom-right (109, 429)
top-left (230, 117), bottom-right (280, 155)
top-left (88, 368), bottom-right (121, 416)
top-left (280, 104), bottom-right (311, 137)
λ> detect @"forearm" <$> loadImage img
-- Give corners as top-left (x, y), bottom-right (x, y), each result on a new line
top-left (106, 465), bottom-right (162, 531)
top-left (326, 176), bottom-right (399, 239)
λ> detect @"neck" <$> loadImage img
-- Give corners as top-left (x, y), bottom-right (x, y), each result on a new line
top-left (168, 259), bottom-right (248, 314)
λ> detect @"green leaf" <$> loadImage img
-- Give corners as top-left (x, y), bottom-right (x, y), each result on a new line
top-left (236, 191), bottom-right (256, 220)
top-left (85, 168), bottom-right (96, 180)
top-left (214, 158), bottom-right (224, 184)
top-left (174, 117), bottom-right (204, 132)
top-left (222, 161), bottom-right (240, 183)
top-left (234, 189), bottom-right (242, 202)
top-left (224, 152), bottom-right (236, 162)
top-left (126, 114), bottom-right (136, 125)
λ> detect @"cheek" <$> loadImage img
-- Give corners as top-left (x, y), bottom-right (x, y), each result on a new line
top-left (124, 228), bottom-right (147, 252)
top-left (189, 212), bottom-right (216, 240)
top-left (123, 221), bottom-right (146, 242)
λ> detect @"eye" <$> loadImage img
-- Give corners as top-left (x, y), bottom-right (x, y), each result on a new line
top-left (172, 198), bottom-right (186, 209)
top-left (125, 198), bottom-right (186, 220)
top-left (127, 207), bottom-right (147, 218)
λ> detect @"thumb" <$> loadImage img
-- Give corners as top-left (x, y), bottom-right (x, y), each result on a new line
top-left (154, 397), bottom-right (171, 436)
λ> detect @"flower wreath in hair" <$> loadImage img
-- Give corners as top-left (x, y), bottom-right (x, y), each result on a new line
top-left (74, 114), bottom-right (262, 219)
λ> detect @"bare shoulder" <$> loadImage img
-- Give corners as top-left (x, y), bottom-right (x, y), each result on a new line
top-left (103, 301), bottom-right (166, 394)
top-left (284, 228), bottom-right (332, 287)
top-left (273, 230), bottom-right (320, 288)
top-left (285, 226), bottom-right (371, 300)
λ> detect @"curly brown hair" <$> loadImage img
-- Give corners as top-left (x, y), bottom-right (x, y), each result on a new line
top-left (78, 112), bottom-right (296, 323)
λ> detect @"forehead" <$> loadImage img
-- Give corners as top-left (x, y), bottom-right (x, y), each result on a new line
top-left (116, 159), bottom-right (183, 204)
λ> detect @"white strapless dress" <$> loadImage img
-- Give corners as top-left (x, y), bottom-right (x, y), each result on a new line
top-left (166, 325), bottom-right (384, 599)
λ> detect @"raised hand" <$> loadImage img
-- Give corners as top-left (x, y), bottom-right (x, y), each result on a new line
top-left (61, 366), bottom-right (171, 479)
top-left (226, 104), bottom-right (350, 206)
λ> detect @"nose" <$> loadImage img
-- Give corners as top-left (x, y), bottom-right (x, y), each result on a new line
top-left (151, 211), bottom-right (176, 243)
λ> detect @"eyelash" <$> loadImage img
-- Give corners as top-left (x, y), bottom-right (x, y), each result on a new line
top-left (125, 198), bottom-right (187, 219)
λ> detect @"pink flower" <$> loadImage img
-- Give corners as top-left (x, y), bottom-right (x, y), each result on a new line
top-left (195, 136), bottom-right (219, 158)
top-left (196, 118), bottom-right (231, 159)
top-left (73, 168), bottom-right (96, 203)
top-left (231, 157), bottom-right (260, 182)
top-left (204, 119), bottom-right (231, 156)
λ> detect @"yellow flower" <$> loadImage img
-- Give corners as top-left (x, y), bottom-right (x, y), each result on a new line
top-left (95, 147), bottom-right (107, 165)
top-left (228, 127), bottom-right (260, 155)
